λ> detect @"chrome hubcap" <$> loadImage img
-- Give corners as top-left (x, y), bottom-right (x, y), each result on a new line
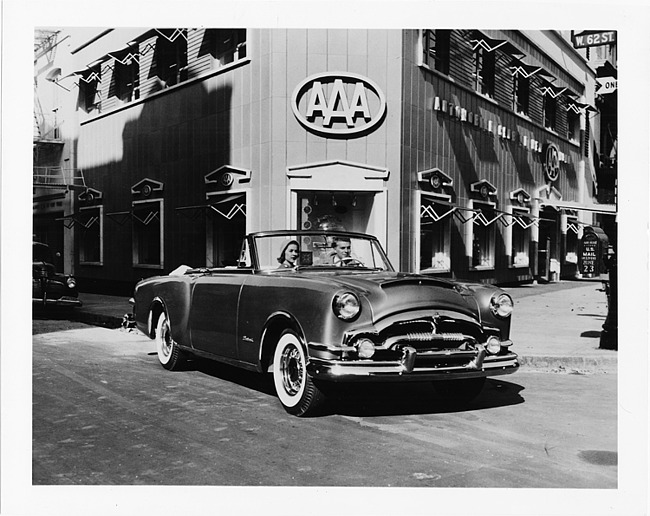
top-left (160, 322), bottom-right (171, 357)
top-left (281, 345), bottom-right (303, 396)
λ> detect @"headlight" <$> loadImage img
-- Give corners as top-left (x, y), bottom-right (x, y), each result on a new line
top-left (66, 277), bottom-right (76, 289)
top-left (485, 336), bottom-right (501, 354)
top-left (356, 338), bottom-right (375, 359)
top-left (490, 293), bottom-right (513, 318)
top-left (332, 292), bottom-right (361, 321)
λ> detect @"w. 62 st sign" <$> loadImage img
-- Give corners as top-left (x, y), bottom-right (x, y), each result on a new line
top-left (291, 72), bottom-right (387, 137)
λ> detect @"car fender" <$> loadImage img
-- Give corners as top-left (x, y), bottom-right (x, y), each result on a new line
top-left (258, 311), bottom-right (306, 373)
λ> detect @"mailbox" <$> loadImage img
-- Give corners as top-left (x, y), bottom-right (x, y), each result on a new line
top-left (578, 226), bottom-right (609, 278)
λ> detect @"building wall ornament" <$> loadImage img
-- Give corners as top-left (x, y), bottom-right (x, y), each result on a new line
top-left (291, 72), bottom-right (387, 137)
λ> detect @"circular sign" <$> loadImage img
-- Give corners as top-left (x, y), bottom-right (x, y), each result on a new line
top-left (291, 71), bottom-right (387, 137)
top-left (141, 184), bottom-right (153, 197)
top-left (543, 143), bottom-right (561, 183)
top-left (220, 173), bottom-right (234, 187)
top-left (430, 174), bottom-right (442, 189)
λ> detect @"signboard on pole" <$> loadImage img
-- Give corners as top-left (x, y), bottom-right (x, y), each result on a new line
top-left (596, 77), bottom-right (617, 95)
top-left (572, 31), bottom-right (616, 49)
top-left (579, 232), bottom-right (600, 277)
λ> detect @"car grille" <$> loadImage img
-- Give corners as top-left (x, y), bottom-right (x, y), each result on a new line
top-left (379, 317), bottom-right (483, 352)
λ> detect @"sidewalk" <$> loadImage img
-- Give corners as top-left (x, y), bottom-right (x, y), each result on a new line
top-left (69, 280), bottom-right (616, 372)
top-left (503, 280), bottom-right (616, 372)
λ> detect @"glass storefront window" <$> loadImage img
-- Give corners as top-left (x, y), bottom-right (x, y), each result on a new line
top-left (510, 210), bottom-right (530, 268)
top-left (297, 191), bottom-right (374, 235)
top-left (133, 200), bottom-right (162, 267)
top-left (565, 219), bottom-right (579, 264)
top-left (472, 202), bottom-right (496, 269)
top-left (79, 207), bottom-right (102, 264)
top-left (419, 196), bottom-right (451, 272)
top-left (207, 193), bottom-right (246, 267)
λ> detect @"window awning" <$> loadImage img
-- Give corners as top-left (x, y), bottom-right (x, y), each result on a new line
top-left (539, 83), bottom-right (567, 98)
top-left (468, 30), bottom-right (508, 52)
top-left (566, 100), bottom-right (598, 114)
top-left (176, 193), bottom-right (246, 221)
top-left (509, 59), bottom-right (555, 81)
top-left (55, 213), bottom-right (100, 230)
top-left (540, 200), bottom-right (617, 215)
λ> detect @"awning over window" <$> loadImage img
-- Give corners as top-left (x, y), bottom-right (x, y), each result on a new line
top-left (566, 100), bottom-right (598, 115)
top-left (540, 200), bottom-right (617, 215)
top-left (176, 193), bottom-right (246, 221)
top-left (509, 59), bottom-right (555, 81)
top-left (468, 30), bottom-right (508, 52)
top-left (539, 83), bottom-right (567, 98)
top-left (55, 213), bottom-right (100, 230)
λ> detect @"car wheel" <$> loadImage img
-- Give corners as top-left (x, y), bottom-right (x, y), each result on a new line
top-left (155, 312), bottom-right (186, 371)
top-left (272, 330), bottom-right (325, 417)
top-left (433, 377), bottom-right (486, 405)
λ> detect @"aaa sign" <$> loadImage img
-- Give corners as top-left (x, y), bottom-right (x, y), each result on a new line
top-left (291, 72), bottom-right (387, 137)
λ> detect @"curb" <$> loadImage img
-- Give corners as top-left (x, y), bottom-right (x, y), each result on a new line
top-left (518, 354), bottom-right (617, 373)
top-left (70, 312), bottom-right (126, 329)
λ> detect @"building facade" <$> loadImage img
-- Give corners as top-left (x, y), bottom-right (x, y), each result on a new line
top-left (33, 28), bottom-right (617, 294)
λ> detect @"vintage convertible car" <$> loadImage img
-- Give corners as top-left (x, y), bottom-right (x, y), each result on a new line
top-left (131, 230), bottom-right (517, 416)
top-left (33, 242), bottom-right (82, 307)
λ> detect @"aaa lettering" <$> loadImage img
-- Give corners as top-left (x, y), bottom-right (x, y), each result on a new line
top-left (306, 80), bottom-right (371, 127)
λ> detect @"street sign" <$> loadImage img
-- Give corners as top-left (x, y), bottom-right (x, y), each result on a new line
top-left (596, 77), bottom-right (617, 95)
top-left (572, 31), bottom-right (616, 49)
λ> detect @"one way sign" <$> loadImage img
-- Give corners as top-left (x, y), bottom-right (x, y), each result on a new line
top-left (596, 77), bottom-right (617, 95)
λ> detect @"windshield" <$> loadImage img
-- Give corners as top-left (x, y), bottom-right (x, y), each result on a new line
top-left (252, 233), bottom-right (393, 271)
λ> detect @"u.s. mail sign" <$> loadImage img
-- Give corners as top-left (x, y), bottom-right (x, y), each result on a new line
top-left (291, 72), bottom-right (387, 137)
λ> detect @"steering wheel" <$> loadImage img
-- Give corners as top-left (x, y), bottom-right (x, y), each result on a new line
top-left (338, 257), bottom-right (365, 267)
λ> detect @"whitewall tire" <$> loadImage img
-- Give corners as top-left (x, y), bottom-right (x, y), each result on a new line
top-left (272, 330), bottom-right (325, 416)
top-left (155, 312), bottom-right (186, 371)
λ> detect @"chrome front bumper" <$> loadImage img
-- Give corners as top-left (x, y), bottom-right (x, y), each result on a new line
top-left (306, 346), bottom-right (519, 382)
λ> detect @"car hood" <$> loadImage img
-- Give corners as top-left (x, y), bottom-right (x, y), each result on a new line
top-left (294, 270), bottom-right (479, 322)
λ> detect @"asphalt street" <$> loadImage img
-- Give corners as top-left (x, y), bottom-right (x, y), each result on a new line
top-left (31, 325), bottom-right (617, 489)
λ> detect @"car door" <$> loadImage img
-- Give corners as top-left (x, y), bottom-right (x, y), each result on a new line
top-left (188, 273), bottom-right (246, 360)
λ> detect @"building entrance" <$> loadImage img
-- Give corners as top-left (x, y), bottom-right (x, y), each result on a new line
top-left (286, 160), bottom-right (389, 248)
top-left (297, 191), bottom-right (375, 234)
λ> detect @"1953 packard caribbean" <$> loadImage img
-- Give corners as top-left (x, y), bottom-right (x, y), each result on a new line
top-left (132, 230), bottom-right (518, 416)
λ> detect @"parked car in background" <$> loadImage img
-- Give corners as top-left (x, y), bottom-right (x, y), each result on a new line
top-left (32, 242), bottom-right (82, 307)
top-left (131, 230), bottom-right (517, 416)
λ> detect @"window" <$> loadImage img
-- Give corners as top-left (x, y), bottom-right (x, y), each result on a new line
top-left (205, 28), bottom-right (247, 68)
top-left (114, 55), bottom-right (139, 102)
top-left (79, 67), bottom-right (100, 113)
top-left (543, 93), bottom-right (557, 130)
top-left (419, 195), bottom-right (452, 272)
top-left (297, 191), bottom-right (375, 235)
top-left (422, 29), bottom-right (451, 74)
top-left (513, 75), bottom-right (530, 116)
top-left (79, 207), bottom-right (102, 264)
top-left (472, 202), bottom-right (496, 269)
top-left (567, 108), bottom-right (580, 141)
top-left (565, 218), bottom-right (579, 265)
top-left (474, 47), bottom-right (495, 98)
top-left (510, 209), bottom-right (530, 267)
top-left (133, 200), bottom-right (163, 267)
top-left (206, 193), bottom-right (247, 267)
top-left (154, 30), bottom-right (188, 87)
